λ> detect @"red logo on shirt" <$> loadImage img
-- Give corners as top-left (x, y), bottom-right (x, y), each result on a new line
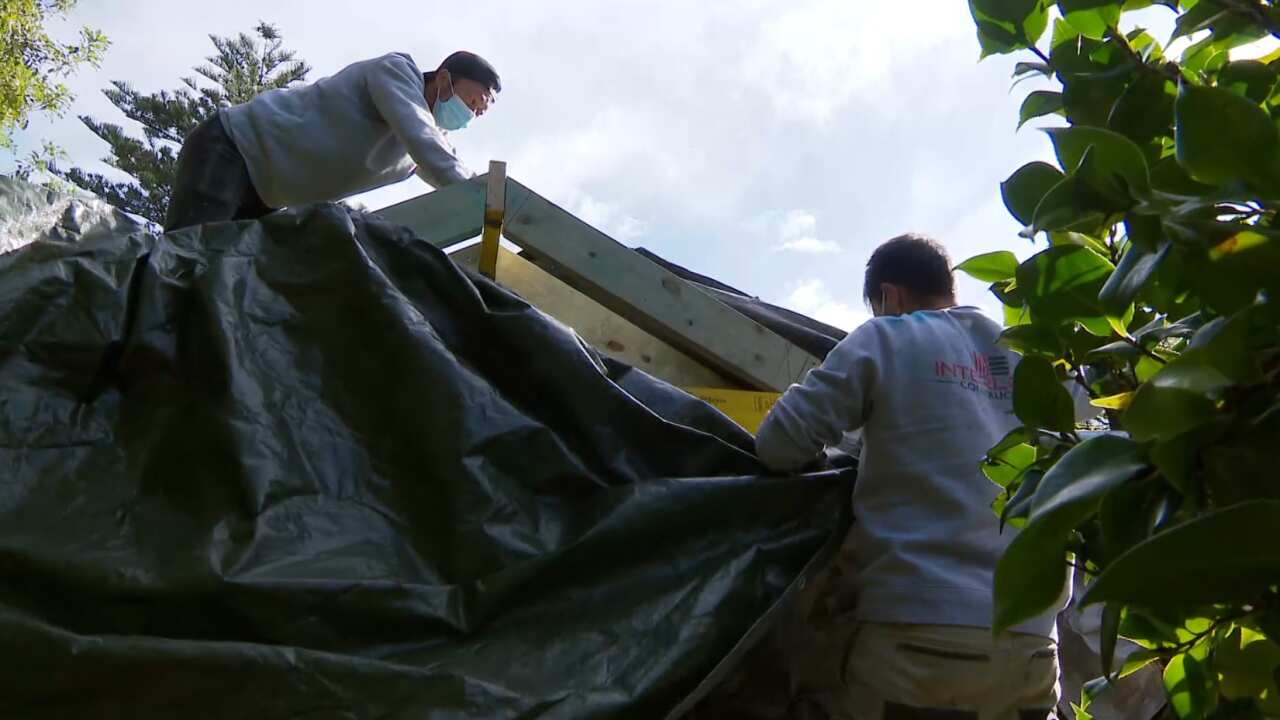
top-left (934, 353), bottom-right (1012, 399)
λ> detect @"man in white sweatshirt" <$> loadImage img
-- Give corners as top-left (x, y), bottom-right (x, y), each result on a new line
top-left (164, 51), bottom-right (499, 231)
top-left (756, 234), bottom-right (1062, 719)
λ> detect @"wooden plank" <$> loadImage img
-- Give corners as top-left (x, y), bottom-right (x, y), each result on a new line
top-left (478, 161), bottom-right (506, 278)
top-left (500, 179), bottom-right (820, 391)
top-left (451, 244), bottom-right (738, 388)
top-left (373, 174), bottom-right (486, 249)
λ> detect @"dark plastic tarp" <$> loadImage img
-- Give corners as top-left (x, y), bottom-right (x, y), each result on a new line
top-left (0, 178), bottom-right (847, 719)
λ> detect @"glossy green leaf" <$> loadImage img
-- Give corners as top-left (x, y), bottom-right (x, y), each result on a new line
top-left (1175, 83), bottom-right (1280, 192)
top-left (1002, 468), bottom-right (1044, 530)
top-left (1164, 645), bottom-right (1219, 719)
top-left (1181, 35), bottom-right (1230, 75)
top-left (1058, 0), bottom-right (1121, 39)
top-left (992, 505), bottom-right (1076, 632)
top-left (1051, 29), bottom-right (1133, 126)
top-left (1101, 602), bottom-right (1121, 678)
top-left (1150, 157), bottom-right (1217, 196)
top-left (1099, 241), bottom-right (1171, 316)
top-left (1171, 0), bottom-right (1227, 40)
top-left (1082, 676), bottom-right (1112, 705)
top-left (974, 19), bottom-right (1024, 56)
top-left (1050, 230), bottom-right (1109, 255)
top-left (1016, 244), bottom-right (1115, 322)
top-left (1098, 477), bottom-right (1158, 565)
top-left (1125, 28), bottom-right (1164, 61)
top-left (1030, 434), bottom-right (1148, 522)
top-left (1019, 90), bottom-right (1065, 128)
top-left (1089, 391), bottom-right (1134, 408)
top-left (1135, 353), bottom-right (1163, 383)
top-left (957, 251), bottom-right (1019, 282)
top-left (1083, 500), bottom-right (1280, 607)
top-left (1123, 362), bottom-right (1231, 442)
top-left (1074, 145), bottom-right (1141, 213)
top-left (1218, 60), bottom-right (1280, 104)
top-left (1123, 212), bottom-right (1166, 253)
top-left (1013, 61), bottom-right (1052, 77)
top-left (1118, 648), bottom-right (1163, 678)
top-left (1108, 74), bottom-right (1176, 146)
top-left (1046, 126), bottom-right (1151, 194)
top-left (1149, 422), bottom-right (1226, 501)
top-left (992, 425), bottom-right (1148, 634)
top-left (1120, 607), bottom-right (1182, 649)
top-left (1202, 430), bottom-right (1280, 507)
top-left (970, 0), bottom-right (1051, 55)
top-left (1000, 323), bottom-right (1067, 357)
top-left (1051, 15), bottom-right (1082, 48)
top-left (1217, 626), bottom-right (1280, 716)
top-left (1004, 301), bottom-right (1033, 327)
top-left (1014, 356), bottom-right (1076, 432)
top-left (1182, 309), bottom-right (1260, 384)
top-left (982, 437), bottom-right (1038, 488)
top-left (1002, 161), bottom-right (1067, 226)
top-left (1197, 228), bottom-right (1280, 313)
top-left (1031, 175), bottom-right (1100, 233)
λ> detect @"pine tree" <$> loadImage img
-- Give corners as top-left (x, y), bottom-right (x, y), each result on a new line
top-left (62, 22), bottom-right (309, 223)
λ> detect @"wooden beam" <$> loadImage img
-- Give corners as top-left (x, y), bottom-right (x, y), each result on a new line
top-left (500, 179), bottom-right (820, 391)
top-left (450, 244), bottom-right (737, 389)
top-left (478, 161), bottom-right (506, 279)
top-left (373, 174), bottom-right (487, 249)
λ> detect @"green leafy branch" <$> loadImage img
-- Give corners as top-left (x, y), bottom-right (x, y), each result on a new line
top-left (965, 1), bottom-right (1280, 717)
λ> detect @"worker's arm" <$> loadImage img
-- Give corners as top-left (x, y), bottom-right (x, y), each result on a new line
top-left (755, 323), bottom-right (881, 472)
top-left (365, 55), bottom-right (473, 189)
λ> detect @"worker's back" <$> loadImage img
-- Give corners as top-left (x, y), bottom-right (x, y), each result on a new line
top-left (755, 233), bottom-right (1068, 716)
top-left (837, 306), bottom-right (1060, 636)
top-left (220, 53), bottom-right (468, 208)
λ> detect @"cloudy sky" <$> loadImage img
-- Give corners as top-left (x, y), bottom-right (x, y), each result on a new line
top-left (9, 1), bottom-right (1190, 329)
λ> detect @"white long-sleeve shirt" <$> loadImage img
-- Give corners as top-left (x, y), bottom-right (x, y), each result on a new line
top-left (221, 53), bottom-right (472, 208)
top-left (756, 306), bottom-right (1064, 637)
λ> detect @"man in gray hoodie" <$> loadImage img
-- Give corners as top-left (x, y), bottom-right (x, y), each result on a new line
top-left (756, 234), bottom-right (1065, 719)
top-left (164, 50), bottom-right (500, 231)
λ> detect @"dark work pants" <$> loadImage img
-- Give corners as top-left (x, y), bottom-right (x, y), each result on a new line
top-left (164, 112), bottom-right (273, 232)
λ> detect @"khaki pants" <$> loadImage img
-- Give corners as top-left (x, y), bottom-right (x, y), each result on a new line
top-left (834, 623), bottom-right (1059, 720)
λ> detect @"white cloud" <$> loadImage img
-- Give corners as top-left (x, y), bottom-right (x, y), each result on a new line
top-left (776, 236), bottom-right (841, 254)
top-left (770, 209), bottom-right (840, 254)
top-left (741, 0), bottom-right (970, 123)
top-left (11, 0), bottom-right (1059, 334)
top-left (779, 209), bottom-right (817, 239)
top-left (783, 278), bottom-right (869, 331)
top-left (572, 193), bottom-right (647, 242)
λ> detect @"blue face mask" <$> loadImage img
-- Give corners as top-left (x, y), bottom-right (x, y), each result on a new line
top-left (433, 77), bottom-right (475, 131)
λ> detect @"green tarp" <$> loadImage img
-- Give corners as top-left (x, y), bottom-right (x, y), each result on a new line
top-left (0, 178), bottom-right (846, 718)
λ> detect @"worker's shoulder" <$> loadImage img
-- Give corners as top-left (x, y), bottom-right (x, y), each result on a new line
top-left (350, 52), bottom-right (423, 78)
top-left (841, 307), bottom-right (1000, 350)
top-left (378, 52), bottom-right (422, 70)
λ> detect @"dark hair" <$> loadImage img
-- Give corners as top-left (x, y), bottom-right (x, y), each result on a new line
top-left (863, 233), bottom-right (956, 303)
top-left (423, 51), bottom-right (502, 92)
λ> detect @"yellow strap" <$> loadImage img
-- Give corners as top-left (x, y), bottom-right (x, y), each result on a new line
top-left (683, 386), bottom-right (781, 434)
top-left (479, 160), bottom-right (506, 279)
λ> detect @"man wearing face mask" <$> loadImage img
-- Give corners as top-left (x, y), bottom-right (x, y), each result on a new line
top-left (756, 234), bottom-right (1081, 719)
top-left (164, 50), bottom-right (499, 231)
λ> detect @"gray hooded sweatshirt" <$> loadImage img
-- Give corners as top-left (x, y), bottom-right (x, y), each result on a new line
top-left (221, 52), bottom-right (472, 208)
top-left (756, 306), bottom-right (1075, 638)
